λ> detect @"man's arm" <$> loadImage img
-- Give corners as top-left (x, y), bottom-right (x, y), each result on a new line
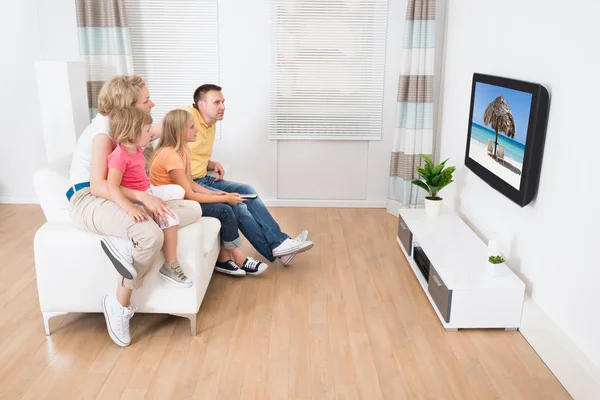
top-left (207, 160), bottom-right (225, 181)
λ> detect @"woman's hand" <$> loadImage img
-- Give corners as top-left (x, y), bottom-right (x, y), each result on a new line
top-left (128, 207), bottom-right (148, 223)
top-left (224, 193), bottom-right (245, 205)
top-left (141, 193), bottom-right (175, 224)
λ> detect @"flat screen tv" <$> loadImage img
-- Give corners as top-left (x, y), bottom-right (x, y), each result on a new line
top-left (464, 73), bottom-right (550, 207)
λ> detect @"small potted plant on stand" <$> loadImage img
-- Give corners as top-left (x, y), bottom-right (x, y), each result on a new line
top-left (487, 255), bottom-right (506, 277)
top-left (411, 154), bottom-right (456, 217)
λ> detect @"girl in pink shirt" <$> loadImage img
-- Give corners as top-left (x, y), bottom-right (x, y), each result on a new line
top-left (107, 107), bottom-right (192, 288)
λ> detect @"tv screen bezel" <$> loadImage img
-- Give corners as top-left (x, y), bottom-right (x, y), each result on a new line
top-left (464, 73), bottom-right (548, 207)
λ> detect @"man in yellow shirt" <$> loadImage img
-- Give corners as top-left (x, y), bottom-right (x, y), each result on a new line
top-left (182, 84), bottom-right (314, 268)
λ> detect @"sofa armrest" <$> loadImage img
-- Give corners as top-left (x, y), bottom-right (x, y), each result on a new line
top-left (33, 154), bottom-right (73, 222)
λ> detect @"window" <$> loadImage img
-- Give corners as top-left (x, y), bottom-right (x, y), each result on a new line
top-left (269, 0), bottom-right (389, 140)
top-left (125, 0), bottom-right (220, 134)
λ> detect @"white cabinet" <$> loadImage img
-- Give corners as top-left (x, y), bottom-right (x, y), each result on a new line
top-left (396, 207), bottom-right (526, 331)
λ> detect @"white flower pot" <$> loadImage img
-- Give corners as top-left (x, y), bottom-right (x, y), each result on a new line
top-left (424, 197), bottom-right (443, 216)
top-left (487, 262), bottom-right (506, 278)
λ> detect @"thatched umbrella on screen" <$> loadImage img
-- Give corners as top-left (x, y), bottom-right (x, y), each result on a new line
top-left (483, 94), bottom-right (515, 157)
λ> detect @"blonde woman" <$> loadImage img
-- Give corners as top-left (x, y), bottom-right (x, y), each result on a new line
top-left (149, 109), bottom-right (268, 276)
top-left (67, 76), bottom-right (201, 347)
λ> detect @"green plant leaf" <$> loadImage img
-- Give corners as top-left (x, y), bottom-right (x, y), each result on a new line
top-left (411, 179), bottom-right (430, 194)
top-left (420, 154), bottom-right (434, 166)
top-left (432, 163), bottom-right (445, 176)
top-left (488, 255), bottom-right (505, 264)
top-left (416, 167), bottom-right (429, 178)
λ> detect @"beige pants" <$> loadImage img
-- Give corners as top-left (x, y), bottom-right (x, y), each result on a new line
top-left (69, 187), bottom-right (202, 289)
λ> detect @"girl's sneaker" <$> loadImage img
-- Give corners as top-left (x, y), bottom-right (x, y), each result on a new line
top-left (215, 260), bottom-right (246, 276)
top-left (159, 262), bottom-right (193, 288)
top-left (241, 257), bottom-right (268, 275)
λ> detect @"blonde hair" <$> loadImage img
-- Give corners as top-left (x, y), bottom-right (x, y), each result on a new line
top-left (152, 109), bottom-right (192, 172)
top-left (98, 75), bottom-right (146, 116)
top-left (109, 107), bottom-right (153, 145)
top-left (157, 109), bottom-right (192, 155)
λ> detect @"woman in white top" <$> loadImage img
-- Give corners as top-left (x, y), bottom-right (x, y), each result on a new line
top-left (68, 75), bottom-right (201, 347)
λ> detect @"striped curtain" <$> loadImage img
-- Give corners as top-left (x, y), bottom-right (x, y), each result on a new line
top-left (75, 0), bottom-right (134, 121)
top-left (388, 0), bottom-right (436, 207)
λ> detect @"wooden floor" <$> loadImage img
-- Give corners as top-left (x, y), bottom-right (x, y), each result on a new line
top-left (0, 204), bottom-right (571, 400)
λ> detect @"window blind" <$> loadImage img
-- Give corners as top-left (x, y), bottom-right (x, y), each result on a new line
top-left (269, 0), bottom-right (389, 140)
top-left (125, 0), bottom-right (220, 135)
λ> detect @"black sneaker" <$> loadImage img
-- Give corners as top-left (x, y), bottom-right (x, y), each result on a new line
top-left (241, 257), bottom-right (268, 275)
top-left (215, 260), bottom-right (246, 276)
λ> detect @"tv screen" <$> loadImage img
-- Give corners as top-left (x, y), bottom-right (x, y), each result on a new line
top-left (464, 73), bottom-right (550, 207)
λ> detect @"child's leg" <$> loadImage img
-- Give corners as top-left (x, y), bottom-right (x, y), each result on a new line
top-left (218, 247), bottom-right (232, 262)
top-left (199, 203), bottom-right (243, 253)
top-left (159, 226), bottom-right (192, 288)
top-left (163, 226), bottom-right (177, 264)
top-left (230, 247), bottom-right (247, 267)
top-left (200, 203), bottom-right (268, 276)
top-left (146, 187), bottom-right (180, 229)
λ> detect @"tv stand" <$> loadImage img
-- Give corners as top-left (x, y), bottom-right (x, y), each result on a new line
top-left (396, 207), bottom-right (525, 331)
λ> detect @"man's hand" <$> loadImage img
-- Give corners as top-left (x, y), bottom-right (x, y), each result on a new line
top-left (212, 161), bottom-right (225, 181)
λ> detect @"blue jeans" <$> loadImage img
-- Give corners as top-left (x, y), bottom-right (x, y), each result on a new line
top-left (194, 176), bottom-right (289, 262)
top-left (200, 203), bottom-right (242, 250)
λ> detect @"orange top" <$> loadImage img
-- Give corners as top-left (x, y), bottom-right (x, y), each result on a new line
top-left (149, 146), bottom-right (189, 186)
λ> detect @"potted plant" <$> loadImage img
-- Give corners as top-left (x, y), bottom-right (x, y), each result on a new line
top-left (411, 154), bottom-right (456, 216)
top-left (487, 255), bottom-right (506, 277)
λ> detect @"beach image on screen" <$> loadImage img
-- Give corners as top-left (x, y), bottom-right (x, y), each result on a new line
top-left (468, 82), bottom-right (532, 189)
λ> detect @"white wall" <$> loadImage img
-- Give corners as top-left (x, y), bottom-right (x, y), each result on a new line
top-left (439, 0), bottom-right (600, 372)
top-left (213, 0), bottom-right (407, 205)
top-left (0, 0), bottom-right (79, 203)
top-left (0, 0), bottom-right (45, 202)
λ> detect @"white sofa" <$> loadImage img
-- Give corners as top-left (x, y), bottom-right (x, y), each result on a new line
top-left (32, 154), bottom-right (221, 336)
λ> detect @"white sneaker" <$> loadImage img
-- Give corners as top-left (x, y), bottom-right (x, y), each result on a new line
top-left (101, 236), bottom-right (137, 280)
top-left (280, 253), bottom-right (297, 267)
top-left (295, 230), bottom-right (309, 242)
top-left (278, 231), bottom-right (309, 266)
top-left (272, 238), bottom-right (314, 257)
top-left (101, 294), bottom-right (135, 347)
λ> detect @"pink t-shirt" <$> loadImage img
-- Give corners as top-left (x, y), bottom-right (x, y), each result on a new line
top-left (108, 144), bottom-right (151, 192)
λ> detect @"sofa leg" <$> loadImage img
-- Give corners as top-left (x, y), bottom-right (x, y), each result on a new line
top-left (43, 312), bottom-right (68, 336)
top-left (171, 313), bottom-right (197, 336)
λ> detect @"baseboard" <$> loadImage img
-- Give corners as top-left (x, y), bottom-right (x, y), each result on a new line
top-left (262, 199), bottom-right (387, 208)
top-left (0, 196), bottom-right (39, 204)
top-left (520, 296), bottom-right (600, 400)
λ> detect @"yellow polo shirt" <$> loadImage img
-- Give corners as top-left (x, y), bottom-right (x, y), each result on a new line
top-left (178, 106), bottom-right (216, 179)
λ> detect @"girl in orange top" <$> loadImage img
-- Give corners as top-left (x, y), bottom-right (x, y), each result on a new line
top-left (149, 109), bottom-right (267, 276)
